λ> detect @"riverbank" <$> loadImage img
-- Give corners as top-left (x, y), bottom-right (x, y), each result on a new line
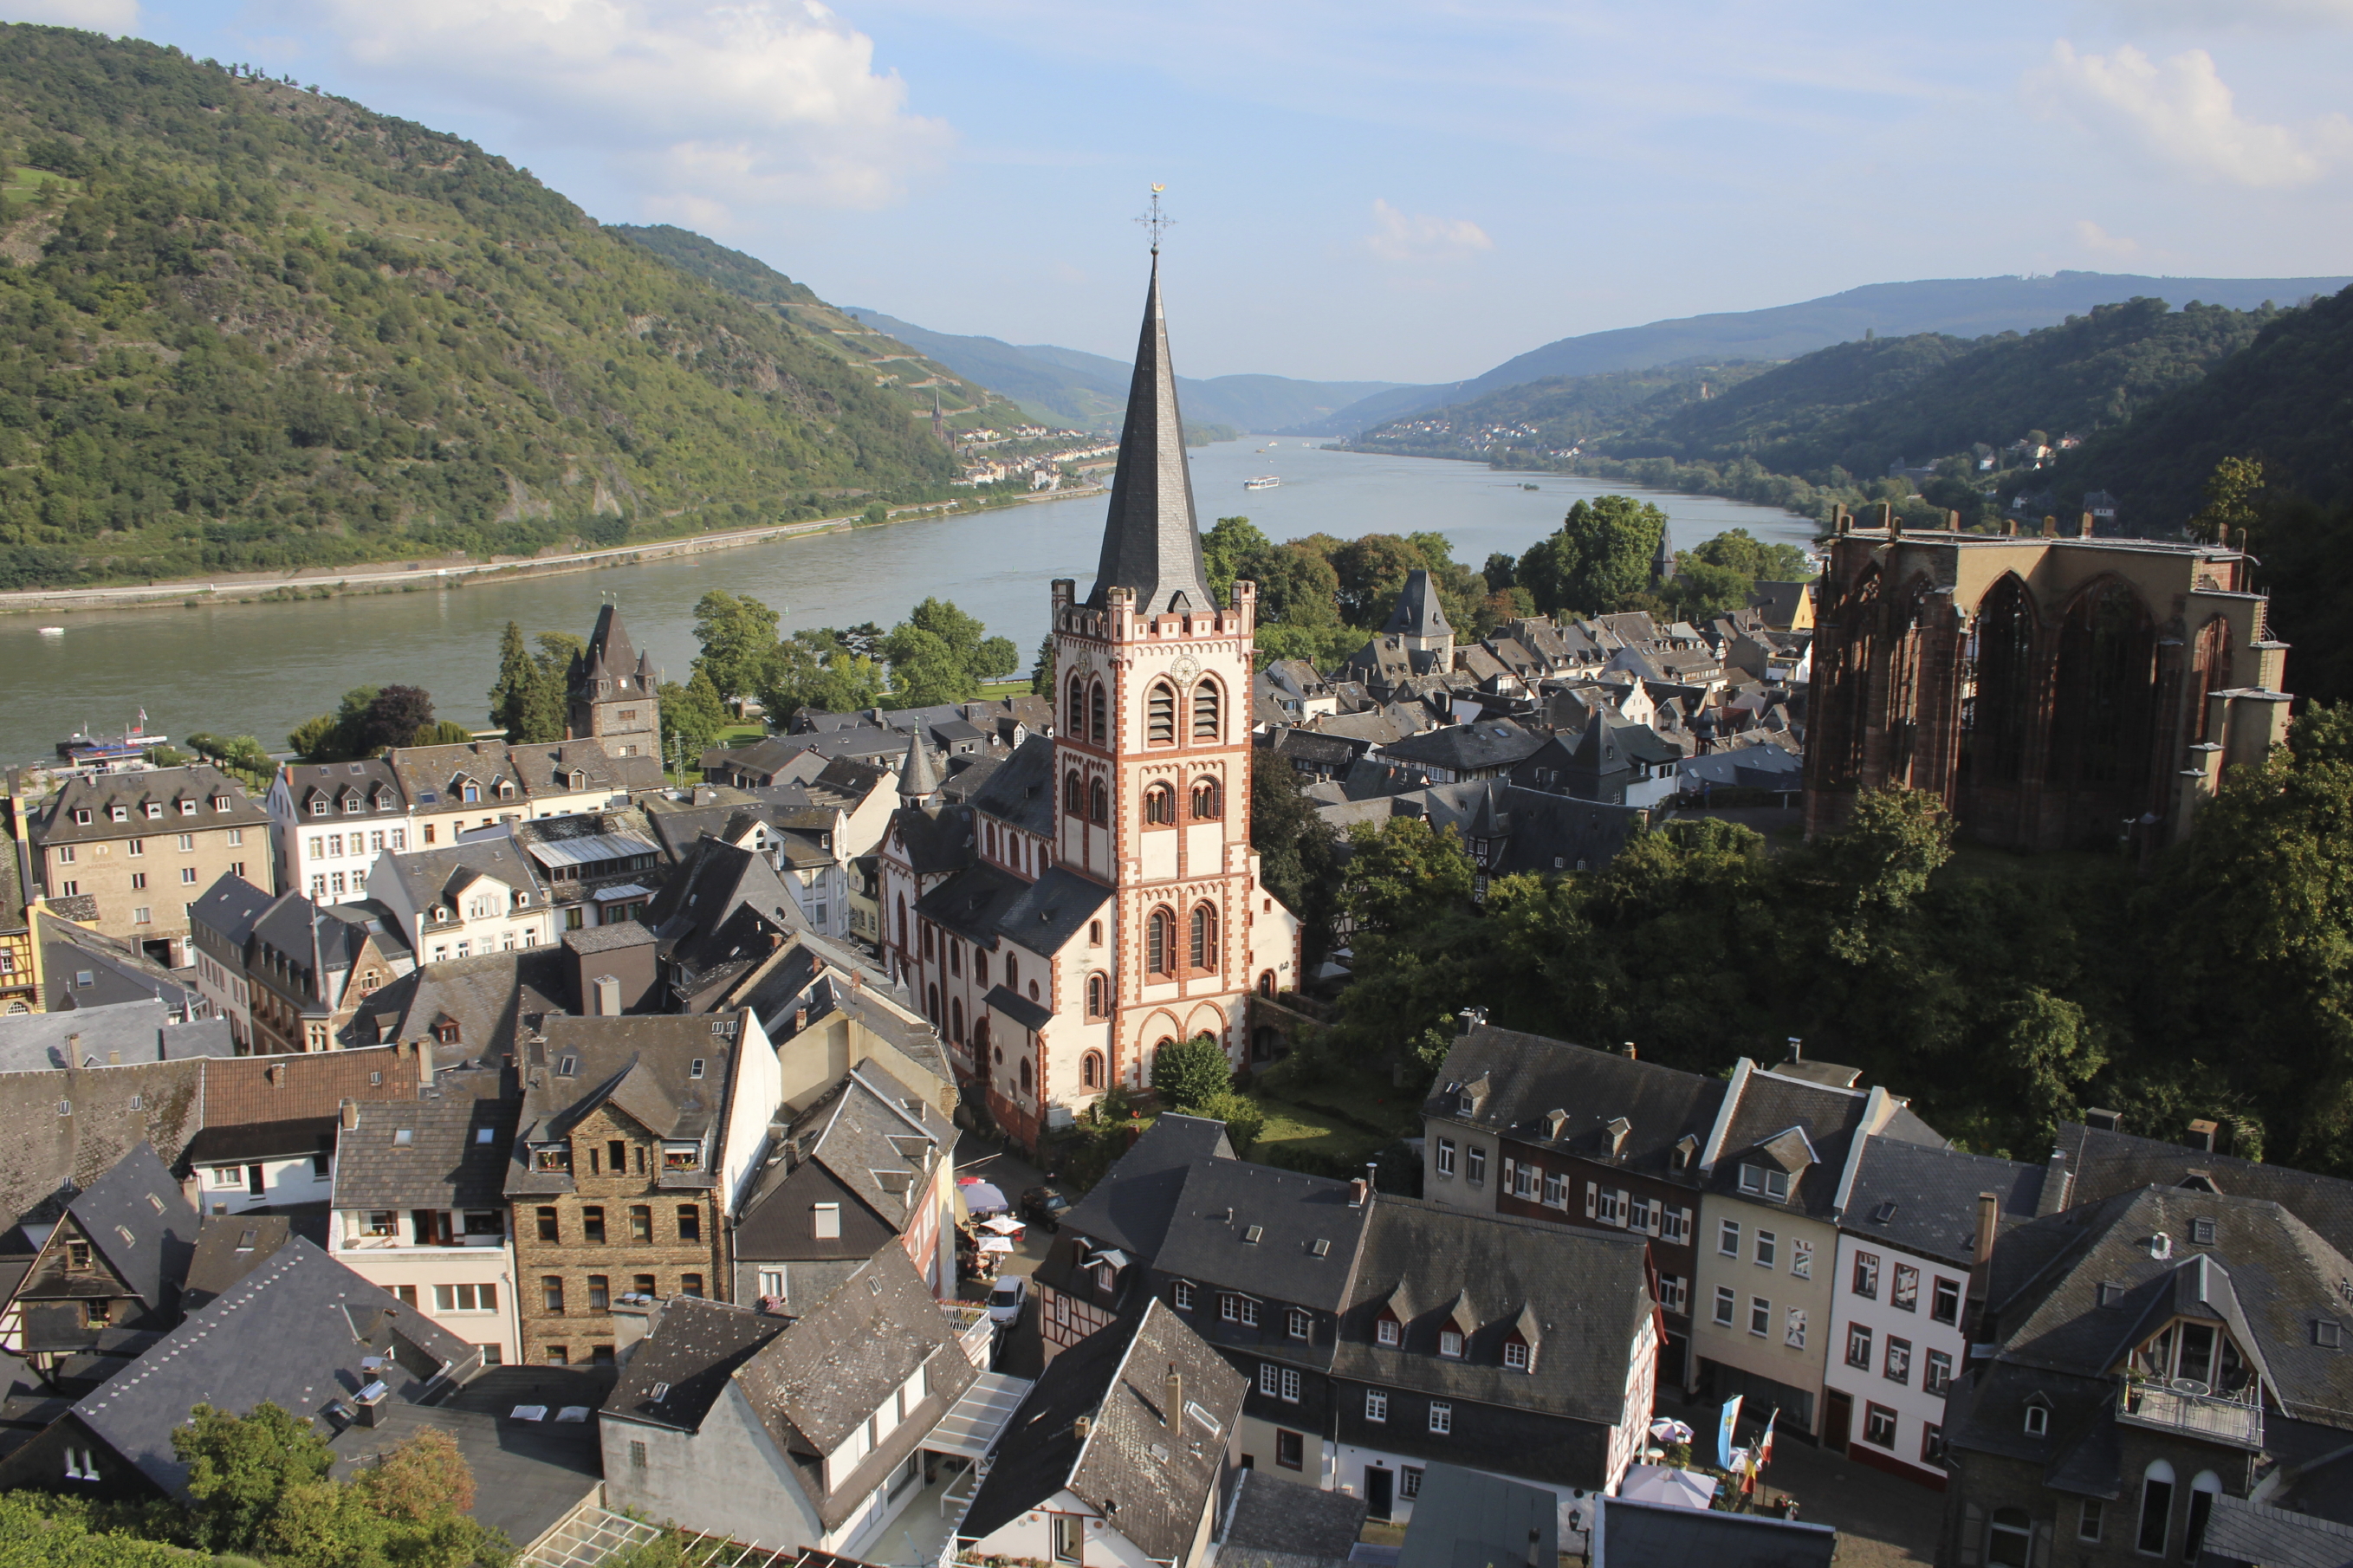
top-left (0, 482), bottom-right (1104, 619)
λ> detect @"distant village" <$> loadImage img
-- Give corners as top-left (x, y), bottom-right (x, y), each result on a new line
top-left (0, 261), bottom-right (2333, 1568)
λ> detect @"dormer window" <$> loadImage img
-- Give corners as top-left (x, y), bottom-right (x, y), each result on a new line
top-left (144, 802), bottom-right (162, 820)
top-left (533, 1145), bottom-right (570, 1172)
top-left (73, 809), bottom-right (91, 825)
top-left (179, 800), bottom-right (197, 816)
top-left (463, 784), bottom-right (480, 803)
top-left (1504, 1338), bottom-right (1532, 1371)
top-left (311, 800), bottom-right (328, 817)
top-left (1739, 1164), bottom-right (1791, 1201)
top-left (112, 805), bottom-right (129, 822)
top-left (2023, 1403), bottom-right (2048, 1436)
top-left (1455, 1091), bottom-right (1475, 1116)
top-left (663, 1144), bottom-right (701, 1172)
top-left (344, 798), bottom-right (362, 814)
top-left (1376, 1313), bottom-right (1400, 1346)
top-left (1439, 1329), bottom-right (1463, 1358)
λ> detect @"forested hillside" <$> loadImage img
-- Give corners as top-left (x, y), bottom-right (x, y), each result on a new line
top-left (0, 25), bottom-right (960, 591)
top-left (1352, 362), bottom-right (1773, 457)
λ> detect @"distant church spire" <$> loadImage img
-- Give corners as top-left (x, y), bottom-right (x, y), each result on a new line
top-left (1089, 199), bottom-right (1213, 617)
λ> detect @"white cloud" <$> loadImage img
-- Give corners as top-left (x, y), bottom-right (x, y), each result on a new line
top-left (2074, 218), bottom-right (2141, 256)
top-left (1363, 198), bottom-right (1494, 263)
top-left (316, 0), bottom-right (950, 215)
top-left (0, 0), bottom-right (138, 27)
top-left (2032, 40), bottom-right (2353, 187)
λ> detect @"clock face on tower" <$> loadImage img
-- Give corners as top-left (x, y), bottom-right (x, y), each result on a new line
top-left (1170, 653), bottom-right (1201, 684)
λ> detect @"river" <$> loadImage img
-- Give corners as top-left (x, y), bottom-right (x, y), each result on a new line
top-left (0, 439), bottom-right (1814, 765)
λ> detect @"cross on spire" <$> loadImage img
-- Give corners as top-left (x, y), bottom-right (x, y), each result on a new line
top-left (1137, 184), bottom-right (1173, 256)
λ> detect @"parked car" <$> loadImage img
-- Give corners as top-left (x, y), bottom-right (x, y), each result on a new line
top-left (989, 1273), bottom-right (1027, 1325)
top-left (1021, 1186), bottom-right (1073, 1231)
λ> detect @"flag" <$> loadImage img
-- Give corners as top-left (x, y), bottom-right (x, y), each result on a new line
top-left (135, 708), bottom-right (147, 731)
top-left (1717, 1395), bottom-right (1744, 1471)
top-left (1756, 1408), bottom-right (1778, 1473)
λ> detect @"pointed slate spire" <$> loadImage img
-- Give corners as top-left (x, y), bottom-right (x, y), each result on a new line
top-left (1090, 256), bottom-right (1213, 616)
top-left (898, 727), bottom-right (940, 807)
top-left (1382, 568), bottom-right (1453, 639)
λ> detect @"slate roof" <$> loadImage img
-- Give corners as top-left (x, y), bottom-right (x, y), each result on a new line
top-left (327, 1394), bottom-right (601, 1552)
top-left (58, 1144), bottom-right (198, 1313)
top-left (55, 1236), bottom-right (477, 1497)
top-left (1222, 1469), bottom-right (1366, 1565)
top-left (282, 757), bottom-right (407, 823)
top-left (735, 1059), bottom-right (944, 1248)
top-left (986, 984), bottom-right (1053, 1033)
top-left (2056, 1120), bottom-right (2353, 1260)
top-left (1708, 1066), bottom-right (1931, 1220)
top-left (1382, 569), bottom-right (1452, 639)
top-left (2201, 1493), bottom-right (2353, 1565)
top-left (1397, 1462), bottom-right (1556, 1568)
top-left (1424, 1025), bottom-right (1724, 1184)
top-left (181, 1212), bottom-right (297, 1310)
top-left (966, 735), bottom-right (1057, 838)
top-left (995, 867), bottom-right (1115, 958)
top-left (378, 839), bottom-right (552, 919)
top-left (509, 1014), bottom-right (742, 1195)
top-left (0, 1001), bottom-right (232, 1073)
top-left (1154, 1159), bottom-right (1371, 1314)
top-left (183, 1115), bottom-right (338, 1168)
top-left (40, 917), bottom-right (203, 1018)
top-left (731, 1247), bottom-right (976, 1528)
top-left (1377, 720), bottom-right (1546, 775)
top-left (1405, 781), bottom-right (1649, 878)
top-left (1840, 1135), bottom-right (2049, 1268)
top-left (916, 862), bottom-right (1031, 949)
top-left (347, 947), bottom-right (568, 1066)
top-left (601, 1295), bottom-right (786, 1432)
top-left (0, 1059), bottom-right (206, 1229)
top-left (31, 765), bottom-right (269, 848)
top-left (1058, 1113), bottom-right (1235, 1260)
top-left (1086, 258), bottom-right (1215, 617)
top-left (188, 873), bottom-right (278, 951)
top-left (1335, 1195), bottom-right (1651, 1430)
top-left (962, 1299), bottom-right (1247, 1559)
top-left (333, 1098), bottom-right (519, 1211)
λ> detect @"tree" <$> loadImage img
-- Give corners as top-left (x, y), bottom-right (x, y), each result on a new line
top-left (1515, 496), bottom-right (1669, 617)
top-left (287, 686), bottom-right (382, 761)
top-left (359, 685), bottom-right (436, 753)
top-left (1329, 534), bottom-right (1429, 625)
top-left (1481, 551), bottom-right (1517, 591)
top-left (1202, 515), bottom-right (1271, 603)
top-left (412, 719), bottom-right (475, 747)
top-left (661, 668), bottom-right (729, 769)
top-left (488, 620), bottom-right (535, 740)
top-left (1342, 817), bottom-right (1475, 936)
top-left (1689, 528), bottom-right (1808, 583)
top-left (1152, 1033), bottom-right (1234, 1111)
top-left (1252, 755), bottom-right (1341, 972)
top-left (692, 590), bottom-right (782, 703)
top-left (519, 634), bottom-right (579, 742)
top-left (1798, 785), bottom-right (1954, 963)
top-left (177, 1401), bottom-right (335, 1553)
top-left (2188, 455), bottom-right (2263, 545)
top-left (883, 598), bottom-right (1012, 704)
top-left (1028, 632), bottom-right (1056, 695)
top-left (1234, 541), bottom-right (1344, 632)
top-left (1195, 1088), bottom-right (1265, 1150)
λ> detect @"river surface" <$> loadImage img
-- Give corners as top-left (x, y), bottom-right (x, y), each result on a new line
top-left (0, 439), bottom-right (1813, 764)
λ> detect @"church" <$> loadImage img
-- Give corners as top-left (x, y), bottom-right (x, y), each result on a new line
top-left (877, 256), bottom-right (1302, 1149)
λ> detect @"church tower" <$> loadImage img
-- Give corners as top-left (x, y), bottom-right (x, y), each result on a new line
top-left (567, 604), bottom-right (661, 762)
top-left (1049, 250), bottom-right (1292, 1090)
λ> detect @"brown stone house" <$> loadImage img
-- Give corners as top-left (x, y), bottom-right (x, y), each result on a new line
top-left (0, 1143), bottom-right (197, 1365)
top-left (29, 765), bottom-right (273, 969)
top-left (505, 1009), bottom-right (781, 1365)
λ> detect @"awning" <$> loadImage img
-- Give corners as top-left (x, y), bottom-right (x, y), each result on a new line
top-left (927, 1372), bottom-right (1035, 1460)
top-left (977, 1236), bottom-right (1014, 1254)
top-left (593, 883), bottom-right (652, 902)
top-left (1617, 1464), bottom-right (1716, 1510)
top-left (979, 1216), bottom-right (1025, 1235)
top-left (958, 1180), bottom-right (1008, 1215)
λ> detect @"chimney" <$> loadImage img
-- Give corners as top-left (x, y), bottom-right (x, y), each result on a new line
top-left (1786, 1036), bottom-right (1802, 1062)
top-left (2038, 1150), bottom-right (2071, 1216)
top-left (1164, 1367), bottom-right (1183, 1431)
top-left (794, 1007), bottom-right (807, 1033)
top-left (2079, 511), bottom-right (2096, 538)
top-left (1974, 1192), bottom-right (2000, 1263)
top-left (1073, 1415), bottom-right (1092, 1442)
top-left (1606, 1117), bottom-right (1631, 1162)
top-left (2184, 1118), bottom-right (2219, 1153)
top-left (2084, 1107), bottom-right (2123, 1133)
top-left (1620, 1041), bottom-right (1637, 1059)
top-left (1349, 1178), bottom-right (1368, 1208)
top-left (340, 1098), bottom-right (359, 1131)
top-left (592, 974), bottom-right (620, 1017)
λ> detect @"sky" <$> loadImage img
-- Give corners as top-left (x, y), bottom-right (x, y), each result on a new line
top-left (7, 0), bottom-right (2352, 383)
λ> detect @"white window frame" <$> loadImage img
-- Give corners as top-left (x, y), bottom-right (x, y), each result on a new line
top-left (1713, 1286), bottom-right (1735, 1327)
top-left (1748, 1296), bottom-right (1771, 1337)
top-left (1364, 1389), bottom-right (1387, 1422)
top-left (1428, 1401), bottom-right (1452, 1435)
top-left (1718, 1219), bottom-right (1740, 1256)
top-left (1436, 1138), bottom-right (1456, 1177)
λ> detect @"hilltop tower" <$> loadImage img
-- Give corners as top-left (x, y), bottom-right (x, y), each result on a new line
top-left (567, 604), bottom-right (661, 762)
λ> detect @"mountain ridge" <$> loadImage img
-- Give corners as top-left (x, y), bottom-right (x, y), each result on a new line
top-left (1298, 270), bottom-right (2353, 436)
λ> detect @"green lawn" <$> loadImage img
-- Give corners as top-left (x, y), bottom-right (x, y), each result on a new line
top-left (1244, 1092), bottom-right (1395, 1170)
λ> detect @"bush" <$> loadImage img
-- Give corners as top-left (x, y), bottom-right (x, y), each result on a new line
top-left (1151, 1034), bottom-right (1234, 1113)
top-left (1195, 1090), bottom-right (1265, 1152)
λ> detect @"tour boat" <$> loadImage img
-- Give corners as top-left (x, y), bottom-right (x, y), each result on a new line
top-left (38, 625), bottom-right (62, 636)
top-left (1244, 476), bottom-right (1280, 490)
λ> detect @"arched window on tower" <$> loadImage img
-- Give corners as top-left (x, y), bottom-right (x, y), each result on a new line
top-left (1082, 1050), bottom-right (1105, 1090)
top-left (1190, 904), bottom-right (1218, 971)
top-left (1190, 777), bottom-right (1222, 820)
top-left (950, 997), bottom-right (964, 1045)
top-left (1258, 969), bottom-right (1276, 998)
top-left (896, 894), bottom-right (908, 950)
top-left (1144, 784), bottom-right (1176, 825)
top-left (1019, 1057), bottom-right (1033, 1095)
top-left (926, 984), bottom-right (939, 1024)
top-left (1067, 671), bottom-right (1086, 735)
top-left (1065, 770), bottom-right (1086, 816)
top-left (1089, 779), bottom-right (1108, 825)
top-left (1147, 908), bottom-right (1176, 975)
top-left (1086, 972), bottom-right (1108, 1018)
top-left (1090, 680), bottom-right (1107, 743)
top-left (1192, 679), bottom-right (1222, 742)
top-left (1147, 683), bottom-right (1176, 744)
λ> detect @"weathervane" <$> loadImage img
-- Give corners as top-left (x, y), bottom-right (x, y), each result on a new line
top-left (1137, 184), bottom-right (1173, 256)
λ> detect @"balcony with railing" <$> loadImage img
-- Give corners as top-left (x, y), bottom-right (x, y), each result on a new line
top-left (2117, 1379), bottom-right (2264, 1448)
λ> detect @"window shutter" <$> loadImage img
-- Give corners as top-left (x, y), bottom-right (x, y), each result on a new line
top-left (1585, 1185), bottom-right (1598, 1219)
top-left (1957, 1502), bottom-right (1982, 1566)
